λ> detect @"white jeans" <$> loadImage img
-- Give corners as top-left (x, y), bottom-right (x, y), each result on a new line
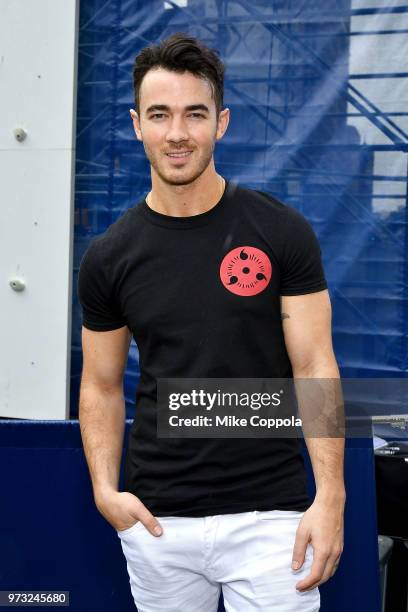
top-left (117, 509), bottom-right (320, 612)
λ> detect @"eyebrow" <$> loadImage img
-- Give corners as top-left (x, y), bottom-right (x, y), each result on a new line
top-left (145, 104), bottom-right (210, 114)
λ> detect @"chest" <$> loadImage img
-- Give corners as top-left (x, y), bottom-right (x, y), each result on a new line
top-left (116, 228), bottom-right (282, 340)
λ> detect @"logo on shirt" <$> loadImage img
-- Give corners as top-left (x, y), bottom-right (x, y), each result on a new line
top-left (220, 246), bottom-right (272, 296)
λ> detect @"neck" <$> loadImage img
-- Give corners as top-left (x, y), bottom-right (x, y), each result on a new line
top-left (146, 163), bottom-right (225, 217)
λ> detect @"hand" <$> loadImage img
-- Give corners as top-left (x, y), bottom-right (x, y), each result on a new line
top-left (291, 492), bottom-right (345, 592)
top-left (95, 488), bottom-right (163, 537)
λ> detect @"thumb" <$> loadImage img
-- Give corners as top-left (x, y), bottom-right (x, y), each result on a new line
top-left (136, 505), bottom-right (163, 537)
top-left (292, 527), bottom-right (309, 570)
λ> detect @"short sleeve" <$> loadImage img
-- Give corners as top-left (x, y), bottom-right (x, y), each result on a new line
top-left (280, 206), bottom-right (328, 296)
top-left (77, 238), bottom-right (127, 331)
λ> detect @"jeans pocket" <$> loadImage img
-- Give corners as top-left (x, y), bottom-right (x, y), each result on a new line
top-left (117, 520), bottom-right (143, 537)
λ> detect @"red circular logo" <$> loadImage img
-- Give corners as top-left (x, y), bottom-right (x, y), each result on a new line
top-left (220, 246), bottom-right (272, 296)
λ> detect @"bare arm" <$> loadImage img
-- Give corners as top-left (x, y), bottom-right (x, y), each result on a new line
top-left (79, 325), bottom-right (131, 498)
top-left (281, 289), bottom-right (345, 496)
top-left (281, 289), bottom-right (345, 591)
top-left (79, 325), bottom-right (163, 536)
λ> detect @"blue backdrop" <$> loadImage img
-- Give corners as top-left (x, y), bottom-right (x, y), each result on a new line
top-left (71, 0), bottom-right (408, 416)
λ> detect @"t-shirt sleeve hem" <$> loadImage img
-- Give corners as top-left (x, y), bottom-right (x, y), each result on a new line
top-left (81, 319), bottom-right (128, 332)
top-left (280, 281), bottom-right (328, 296)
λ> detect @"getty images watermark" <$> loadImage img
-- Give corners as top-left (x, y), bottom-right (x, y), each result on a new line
top-left (157, 378), bottom-right (408, 438)
top-left (166, 388), bottom-right (301, 430)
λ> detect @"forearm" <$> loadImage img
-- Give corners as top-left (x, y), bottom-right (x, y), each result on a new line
top-left (294, 359), bottom-right (345, 500)
top-left (304, 437), bottom-right (345, 503)
top-left (78, 383), bottom-right (125, 504)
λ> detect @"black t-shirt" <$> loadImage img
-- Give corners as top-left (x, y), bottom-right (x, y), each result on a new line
top-left (77, 180), bottom-right (327, 517)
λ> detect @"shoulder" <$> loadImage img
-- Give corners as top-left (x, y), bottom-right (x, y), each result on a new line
top-left (231, 182), bottom-right (309, 229)
top-left (81, 201), bottom-right (144, 263)
top-left (232, 182), bottom-right (286, 212)
top-left (100, 201), bottom-right (143, 244)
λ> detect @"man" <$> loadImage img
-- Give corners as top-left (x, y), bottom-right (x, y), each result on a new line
top-left (77, 32), bottom-right (345, 611)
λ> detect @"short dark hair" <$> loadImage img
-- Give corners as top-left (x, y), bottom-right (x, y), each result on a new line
top-left (133, 32), bottom-right (225, 116)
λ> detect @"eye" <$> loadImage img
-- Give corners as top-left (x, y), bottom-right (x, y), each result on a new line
top-left (188, 113), bottom-right (205, 118)
top-left (150, 113), bottom-right (166, 119)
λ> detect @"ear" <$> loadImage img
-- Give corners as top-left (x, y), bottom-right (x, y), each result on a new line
top-left (129, 108), bottom-right (143, 141)
top-left (215, 107), bottom-right (230, 141)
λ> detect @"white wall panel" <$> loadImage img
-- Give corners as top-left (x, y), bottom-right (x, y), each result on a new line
top-left (0, 0), bottom-right (79, 419)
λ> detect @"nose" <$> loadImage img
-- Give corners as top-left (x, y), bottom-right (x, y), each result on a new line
top-left (165, 116), bottom-right (189, 143)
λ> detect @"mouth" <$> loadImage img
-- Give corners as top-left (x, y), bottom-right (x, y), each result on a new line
top-left (166, 150), bottom-right (193, 160)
